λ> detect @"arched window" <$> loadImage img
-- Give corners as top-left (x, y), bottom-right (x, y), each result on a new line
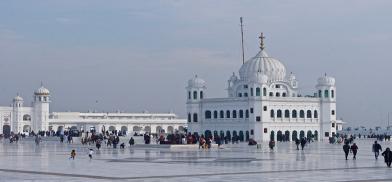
top-left (256, 87), bottom-right (261, 96)
top-left (331, 90), bottom-right (335, 98)
top-left (200, 91), bottom-right (204, 99)
top-left (239, 110), bottom-right (244, 118)
top-left (318, 90), bottom-right (322, 98)
top-left (306, 110), bottom-right (312, 118)
top-left (300, 110), bottom-right (305, 118)
top-left (226, 110), bottom-right (231, 118)
top-left (193, 113), bottom-right (198, 122)
top-left (23, 114), bottom-right (31, 121)
top-left (232, 110), bottom-right (237, 118)
top-left (205, 110), bottom-right (211, 119)
top-left (270, 110), bottom-right (275, 118)
top-left (276, 92), bottom-right (280, 97)
top-left (284, 110), bottom-right (290, 118)
top-left (220, 110), bottom-right (224, 118)
top-left (187, 113), bottom-right (191, 122)
top-left (277, 110), bottom-right (282, 118)
top-left (324, 90), bottom-right (329, 98)
top-left (250, 88), bottom-right (254, 96)
top-left (292, 110), bottom-right (297, 118)
top-left (245, 110), bottom-right (249, 118)
top-left (269, 92), bottom-right (273, 96)
top-left (314, 110), bottom-right (318, 118)
top-left (332, 110), bottom-right (335, 115)
top-left (188, 91), bottom-right (191, 99)
top-left (193, 91), bottom-right (197, 99)
top-left (263, 88), bottom-right (267, 96)
top-left (282, 93), bottom-right (286, 97)
top-left (213, 111), bottom-right (218, 119)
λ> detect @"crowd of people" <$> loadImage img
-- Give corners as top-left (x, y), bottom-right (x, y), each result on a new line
top-left (4, 129), bottom-right (392, 168)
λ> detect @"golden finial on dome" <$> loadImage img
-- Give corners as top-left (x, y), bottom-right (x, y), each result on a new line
top-left (259, 32), bottom-right (265, 50)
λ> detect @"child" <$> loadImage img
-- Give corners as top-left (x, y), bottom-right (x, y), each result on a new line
top-left (88, 148), bottom-right (94, 160)
top-left (70, 149), bottom-right (76, 160)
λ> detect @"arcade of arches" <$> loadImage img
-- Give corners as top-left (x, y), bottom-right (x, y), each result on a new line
top-left (270, 130), bottom-right (318, 142)
top-left (201, 129), bottom-right (251, 142)
top-left (53, 124), bottom-right (186, 135)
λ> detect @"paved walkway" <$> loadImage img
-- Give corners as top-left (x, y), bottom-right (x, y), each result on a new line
top-left (1, 138), bottom-right (392, 181)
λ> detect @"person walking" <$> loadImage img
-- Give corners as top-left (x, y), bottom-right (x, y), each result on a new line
top-left (343, 142), bottom-right (350, 160)
top-left (372, 141), bottom-right (382, 159)
top-left (69, 149), bottom-right (76, 160)
top-left (88, 149), bottom-right (94, 160)
top-left (351, 143), bottom-right (358, 160)
top-left (382, 148), bottom-right (392, 167)
top-left (35, 135), bottom-right (41, 145)
top-left (129, 137), bottom-right (135, 146)
top-left (300, 138), bottom-right (306, 150)
top-left (96, 140), bottom-right (101, 150)
top-left (269, 140), bottom-right (275, 151)
top-left (295, 138), bottom-right (300, 150)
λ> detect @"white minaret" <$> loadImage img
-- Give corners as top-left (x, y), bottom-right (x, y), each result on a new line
top-left (33, 84), bottom-right (50, 132)
top-left (186, 75), bottom-right (206, 135)
top-left (12, 94), bottom-right (24, 133)
top-left (316, 74), bottom-right (337, 140)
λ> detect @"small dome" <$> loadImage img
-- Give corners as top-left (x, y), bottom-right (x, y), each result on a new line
top-left (239, 50), bottom-right (286, 82)
top-left (229, 72), bottom-right (238, 82)
top-left (188, 75), bottom-right (206, 88)
top-left (35, 86), bottom-right (50, 95)
top-left (288, 72), bottom-right (296, 81)
top-left (13, 95), bottom-right (23, 102)
top-left (317, 74), bottom-right (335, 86)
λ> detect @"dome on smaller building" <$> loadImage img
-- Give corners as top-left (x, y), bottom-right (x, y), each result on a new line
top-left (34, 86), bottom-right (50, 95)
top-left (317, 74), bottom-right (335, 86)
top-left (229, 72), bottom-right (238, 82)
top-left (13, 95), bottom-right (23, 102)
top-left (288, 72), bottom-right (296, 81)
top-left (188, 75), bottom-right (206, 88)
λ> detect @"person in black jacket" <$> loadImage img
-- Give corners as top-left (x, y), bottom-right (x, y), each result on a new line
top-left (343, 142), bottom-right (350, 160)
top-left (300, 138), bottom-right (306, 150)
top-left (351, 143), bottom-right (358, 160)
top-left (295, 138), bottom-right (300, 150)
top-left (382, 148), bottom-right (392, 167)
top-left (373, 141), bottom-right (382, 159)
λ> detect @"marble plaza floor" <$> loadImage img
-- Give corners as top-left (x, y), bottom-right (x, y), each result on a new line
top-left (1, 138), bottom-right (392, 182)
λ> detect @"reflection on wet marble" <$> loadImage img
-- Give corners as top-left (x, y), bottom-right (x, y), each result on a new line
top-left (1, 138), bottom-right (392, 181)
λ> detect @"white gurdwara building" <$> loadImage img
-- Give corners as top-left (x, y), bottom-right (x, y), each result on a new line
top-left (0, 85), bottom-right (186, 136)
top-left (186, 34), bottom-right (342, 142)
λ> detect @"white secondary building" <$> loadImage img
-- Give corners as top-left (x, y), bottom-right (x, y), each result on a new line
top-left (0, 85), bottom-right (186, 136)
top-left (186, 34), bottom-right (343, 142)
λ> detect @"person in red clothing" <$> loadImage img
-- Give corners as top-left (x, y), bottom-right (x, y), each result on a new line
top-left (351, 143), bottom-right (359, 160)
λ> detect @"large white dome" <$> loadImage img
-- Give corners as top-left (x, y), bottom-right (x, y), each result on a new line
top-left (239, 50), bottom-right (286, 82)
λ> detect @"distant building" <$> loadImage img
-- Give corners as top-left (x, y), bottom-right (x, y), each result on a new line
top-left (186, 34), bottom-right (343, 142)
top-left (0, 85), bottom-right (186, 136)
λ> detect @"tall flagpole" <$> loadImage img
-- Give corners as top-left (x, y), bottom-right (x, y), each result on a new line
top-left (240, 17), bottom-right (245, 64)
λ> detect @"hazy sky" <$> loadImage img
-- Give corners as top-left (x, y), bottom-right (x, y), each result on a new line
top-left (0, 1), bottom-right (391, 127)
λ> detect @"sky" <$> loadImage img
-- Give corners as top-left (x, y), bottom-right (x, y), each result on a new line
top-left (0, 0), bottom-right (391, 128)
